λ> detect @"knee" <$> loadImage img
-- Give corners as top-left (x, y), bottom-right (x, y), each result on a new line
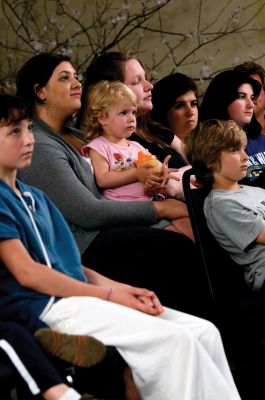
top-left (198, 320), bottom-right (223, 350)
top-left (165, 326), bottom-right (196, 354)
top-left (204, 320), bottom-right (221, 339)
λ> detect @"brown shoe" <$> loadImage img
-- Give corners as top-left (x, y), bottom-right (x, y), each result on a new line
top-left (34, 328), bottom-right (106, 367)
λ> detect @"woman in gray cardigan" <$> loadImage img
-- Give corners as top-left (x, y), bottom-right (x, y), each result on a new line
top-left (16, 52), bottom-right (211, 317)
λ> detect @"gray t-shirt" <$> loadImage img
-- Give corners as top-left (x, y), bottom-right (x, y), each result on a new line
top-left (204, 185), bottom-right (265, 291)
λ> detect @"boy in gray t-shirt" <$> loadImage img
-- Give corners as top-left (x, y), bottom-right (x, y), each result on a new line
top-left (185, 119), bottom-right (265, 292)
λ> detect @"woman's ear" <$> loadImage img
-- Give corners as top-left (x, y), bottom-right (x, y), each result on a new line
top-left (34, 84), bottom-right (46, 102)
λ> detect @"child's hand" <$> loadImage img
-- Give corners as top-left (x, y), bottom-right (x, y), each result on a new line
top-left (159, 155), bottom-right (180, 186)
top-left (137, 292), bottom-right (164, 316)
top-left (135, 163), bottom-right (160, 185)
top-left (109, 286), bottom-right (164, 316)
top-left (143, 155), bottom-right (179, 195)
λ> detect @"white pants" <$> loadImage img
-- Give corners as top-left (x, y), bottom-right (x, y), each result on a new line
top-left (42, 297), bottom-right (240, 400)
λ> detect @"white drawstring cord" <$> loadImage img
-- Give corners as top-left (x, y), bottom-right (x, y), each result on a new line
top-left (19, 191), bottom-right (55, 318)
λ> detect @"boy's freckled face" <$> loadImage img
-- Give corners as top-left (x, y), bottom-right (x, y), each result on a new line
top-left (0, 119), bottom-right (35, 172)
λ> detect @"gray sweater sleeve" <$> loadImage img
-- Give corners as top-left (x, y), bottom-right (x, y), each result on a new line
top-left (19, 127), bottom-right (157, 231)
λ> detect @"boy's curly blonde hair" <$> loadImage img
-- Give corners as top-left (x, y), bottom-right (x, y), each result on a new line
top-left (184, 119), bottom-right (247, 188)
top-left (81, 80), bottom-right (138, 141)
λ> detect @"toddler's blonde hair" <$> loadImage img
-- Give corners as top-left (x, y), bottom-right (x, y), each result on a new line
top-left (81, 80), bottom-right (138, 141)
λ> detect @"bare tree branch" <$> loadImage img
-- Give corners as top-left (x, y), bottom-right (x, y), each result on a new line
top-left (0, 0), bottom-right (264, 88)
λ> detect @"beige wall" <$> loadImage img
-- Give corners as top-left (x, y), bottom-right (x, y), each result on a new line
top-left (0, 0), bottom-right (265, 94)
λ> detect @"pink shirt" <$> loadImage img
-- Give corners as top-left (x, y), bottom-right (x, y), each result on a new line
top-left (84, 136), bottom-right (152, 201)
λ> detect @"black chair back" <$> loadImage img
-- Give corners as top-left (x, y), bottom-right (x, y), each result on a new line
top-left (182, 168), bottom-right (250, 305)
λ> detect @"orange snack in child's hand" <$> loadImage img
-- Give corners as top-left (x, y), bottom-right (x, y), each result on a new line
top-left (135, 151), bottom-right (158, 168)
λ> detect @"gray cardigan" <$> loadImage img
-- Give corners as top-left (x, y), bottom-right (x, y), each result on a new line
top-left (19, 118), bottom-right (165, 253)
